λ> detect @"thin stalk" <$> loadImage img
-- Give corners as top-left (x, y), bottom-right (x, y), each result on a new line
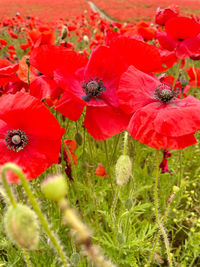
top-left (1, 171), bottom-right (17, 208)
top-left (154, 150), bottom-right (173, 267)
top-left (123, 131), bottom-right (128, 156)
top-left (110, 134), bottom-right (121, 165)
top-left (111, 186), bottom-right (120, 221)
top-left (147, 197), bottom-right (172, 267)
top-left (1, 163), bottom-right (68, 267)
top-left (22, 249), bottom-right (32, 267)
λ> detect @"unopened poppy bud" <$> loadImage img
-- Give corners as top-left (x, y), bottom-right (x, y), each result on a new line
top-left (125, 198), bottom-right (133, 210)
top-left (173, 185), bottom-right (180, 193)
top-left (113, 26), bottom-right (119, 32)
top-left (83, 35), bottom-right (89, 43)
top-left (4, 204), bottom-right (39, 250)
top-left (41, 174), bottom-right (68, 202)
top-left (70, 253), bottom-right (80, 266)
top-left (61, 26), bottom-right (68, 40)
top-left (74, 132), bottom-right (83, 146)
top-left (115, 155), bottom-right (132, 186)
top-left (25, 58), bottom-right (30, 67)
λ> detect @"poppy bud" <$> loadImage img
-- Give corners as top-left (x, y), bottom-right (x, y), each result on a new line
top-left (83, 35), bottom-right (89, 43)
top-left (4, 204), bottom-right (39, 250)
top-left (115, 155), bottom-right (132, 186)
top-left (173, 185), bottom-right (180, 193)
top-left (74, 132), bottom-right (83, 146)
top-left (61, 26), bottom-right (68, 40)
top-left (41, 174), bottom-right (68, 202)
top-left (125, 198), bottom-right (133, 210)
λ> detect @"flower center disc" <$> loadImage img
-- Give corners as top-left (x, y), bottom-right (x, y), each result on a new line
top-left (155, 84), bottom-right (179, 103)
top-left (82, 78), bottom-right (106, 102)
top-left (5, 129), bottom-right (28, 152)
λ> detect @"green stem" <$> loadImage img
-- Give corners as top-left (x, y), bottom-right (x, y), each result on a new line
top-left (123, 131), bottom-right (128, 156)
top-left (1, 170), bottom-right (17, 208)
top-left (110, 134), bottom-right (121, 165)
top-left (154, 151), bottom-right (173, 267)
top-left (147, 198), bottom-right (172, 266)
top-left (22, 249), bottom-right (32, 267)
top-left (172, 59), bottom-right (182, 91)
top-left (111, 186), bottom-right (120, 221)
top-left (1, 163), bottom-right (68, 267)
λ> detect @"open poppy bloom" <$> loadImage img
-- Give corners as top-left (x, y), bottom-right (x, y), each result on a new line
top-left (0, 92), bottom-right (64, 182)
top-left (157, 16), bottom-right (200, 59)
top-left (155, 5), bottom-right (179, 26)
top-left (29, 44), bottom-right (88, 104)
top-left (30, 44), bottom-right (130, 140)
top-left (118, 66), bottom-right (200, 150)
top-left (107, 36), bottom-right (164, 73)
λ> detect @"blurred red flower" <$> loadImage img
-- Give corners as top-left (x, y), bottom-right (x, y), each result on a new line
top-left (157, 16), bottom-right (200, 59)
top-left (95, 163), bottom-right (107, 177)
top-left (155, 5), bottom-right (179, 26)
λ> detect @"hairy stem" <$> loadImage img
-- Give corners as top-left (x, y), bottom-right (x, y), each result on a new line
top-left (154, 150), bottom-right (173, 267)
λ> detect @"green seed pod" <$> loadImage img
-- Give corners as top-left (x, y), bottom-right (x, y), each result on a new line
top-left (4, 204), bottom-right (39, 250)
top-left (41, 174), bottom-right (68, 202)
top-left (115, 155), bottom-right (132, 186)
top-left (74, 132), bottom-right (83, 146)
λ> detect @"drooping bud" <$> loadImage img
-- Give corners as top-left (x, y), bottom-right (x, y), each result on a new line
top-left (115, 155), bottom-right (132, 186)
top-left (74, 132), bottom-right (83, 146)
top-left (4, 204), bottom-right (39, 250)
top-left (41, 174), bottom-right (68, 202)
top-left (61, 26), bottom-right (68, 40)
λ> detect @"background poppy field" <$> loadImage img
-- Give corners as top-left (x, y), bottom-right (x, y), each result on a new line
top-left (0, 0), bottom-right (200, 21)
top-left (0, 1), bottom-right (200, 267)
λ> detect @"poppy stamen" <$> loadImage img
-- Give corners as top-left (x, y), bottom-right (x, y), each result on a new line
top-left (82, 78), bottom-right (105, 102)
top-left (5, 129), bottom-right (28, 152)
top-left (154, 84), bottom-right (179, 103)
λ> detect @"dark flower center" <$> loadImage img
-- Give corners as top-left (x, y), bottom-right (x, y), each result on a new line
top-left (154, 84), bottom-right (179, 103)
top-left (5, 129), bottom-right (28, 152)
top-left (82, 78), bottom-right (105, 102)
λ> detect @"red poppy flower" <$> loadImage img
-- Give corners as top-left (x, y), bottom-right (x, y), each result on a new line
top-left (107, 36), bottom-right (163, 73)
top-left (137, 21), bottom-right (156, 41)
top-left (157, 17), bottom-right (200, 59)
top-left (30, 44), bottom-right (129, 140)
top-left (118, 66), bottom-right (200, 150)
top-left (63, 139), bottom-right (78, 165)
top-left (0, 92), bottom-right (64, 183)
top-left (29, 45), bottom-right (87, 102)
top-left (95, 163), bottom-right (107, 177)
top-left (155, 5), bottom-right (179, 26)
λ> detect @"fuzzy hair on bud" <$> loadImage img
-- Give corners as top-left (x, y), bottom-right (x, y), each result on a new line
top-left (115, 155), bottom-right (132, 186)
top-left (4, 204), bottom-right (39, 250)
top-left (41, 174), bottom-right (68, 202)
